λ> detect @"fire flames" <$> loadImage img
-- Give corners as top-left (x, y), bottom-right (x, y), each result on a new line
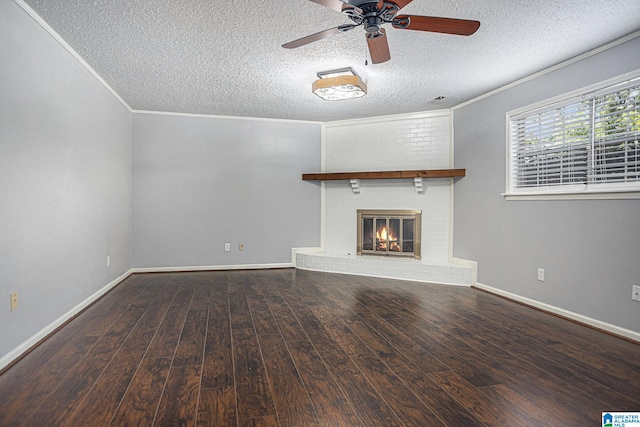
top-left (376, 226), bottom-right (400, 251)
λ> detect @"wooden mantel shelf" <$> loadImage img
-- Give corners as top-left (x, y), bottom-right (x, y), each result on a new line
top-left (302, 169), bottom-right (465, 181)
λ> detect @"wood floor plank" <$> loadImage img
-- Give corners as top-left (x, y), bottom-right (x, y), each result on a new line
top-left (258, 334), bottom-right (319, 426)
top-left (229, 284), bottom-right (253, 330)
top-left (105, 282), bottom-right (154, 309)
top-left (67, 345), bottom-right (146, 426)
top-left (189, 283), bottom-right (211, 310)
top-left (344, 314), bottom-right (481, 426)
top-left (491, 381), bottom-right (596, 426)
top-left (245, 287), bottom-right (280, 336)
top-left (0, 333), bottom-right (99, 424)
top-left (480, 383), bottom-right (569, 426)
top-left (353, 289), bottom-right (402, 319)
top-left (560, 327), bottom-right (640, 371)
top-left (121, 300), bottom-right (172, 349)
top-left (264, 292), bottom-right (308, 342)
top-left (430, 370), bottom-right (530, 427)
top-left (209, 279), bottom-right (230, 319)
top-left (173, 308), bottom-right (208, 367)
top-left (287, 340), bottom-right (364, 427)
top-left (430, 321), bottom-right (600, 425)
top-left (352, 301), bottom-right (448, 374)
top-left (235, 386), bottom-right (278, 422)
top-left (310, 304), bottom-right (377, 359)
top-left (0, 301), bottom-right (103, 398)
top-left (196, 387), bottom-right (237, 427)
top-left (542, 339), bottom-right (640, 401)
top-left (171, 284), bottom-right (195, 306)
top-left (144, 304), bottom-right (190, 359)
top-left (484, 291), bottom-right (640, 376)
top-left (233, 328), bottom-right (277, 419)
top-left (486, 329), bottom-right (639, 408)
top-left (238, 415), bottom-right (279, 427)
top-left (430, 290), bottom-right (640, 407)
top-left (386, 316), bottom-right (500, 387)
top-left (109, 357), bottom-right (172, 427)
top-left (321, 351), bottom-right (405, 427)
top-left (342, 310), bottom-right (401, 360)
top-left (352, 355), bottom-right (448, 427)
top-left (280, 287), bottom-right (346, 356)
top-left (201, 316), bottom-right (234, 389)
top-left (153, 365), bottom-right (201, 426)
top-left (25, 305), bottom-right (149, 426)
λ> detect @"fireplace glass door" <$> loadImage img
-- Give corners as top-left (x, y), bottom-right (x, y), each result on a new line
top-left (357, 210), bottom-right (421, 259)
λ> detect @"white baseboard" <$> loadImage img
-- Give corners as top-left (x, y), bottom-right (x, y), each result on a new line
top-left (0, 269), bottom-right (134, 372)
top-left (130, 263), bottom-right (293, 274)
top-left (474, 282), bottom-right (640, 343)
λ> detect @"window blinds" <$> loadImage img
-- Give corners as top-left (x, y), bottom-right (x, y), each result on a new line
top-left (591, 84), bottom-right (640, 183)
top-left (510, 79), bottom-right (640, 191)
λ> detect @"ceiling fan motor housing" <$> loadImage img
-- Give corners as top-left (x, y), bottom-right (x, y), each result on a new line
top-left (347, 1), bottom-right (399, 34)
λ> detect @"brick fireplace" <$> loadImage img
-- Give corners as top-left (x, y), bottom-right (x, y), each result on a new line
top-left (293, 111), bottom-right (472, 285)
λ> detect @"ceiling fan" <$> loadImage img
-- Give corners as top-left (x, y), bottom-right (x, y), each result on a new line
top-left (282, 0), bottom-right (480, 64)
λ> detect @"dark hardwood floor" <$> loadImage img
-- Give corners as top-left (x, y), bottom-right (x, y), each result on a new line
top-left (1, 269), bottom-right (639, 426)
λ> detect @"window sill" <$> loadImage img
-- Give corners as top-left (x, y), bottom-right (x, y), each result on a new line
top-left (502, 189), bottom-right (640, 200)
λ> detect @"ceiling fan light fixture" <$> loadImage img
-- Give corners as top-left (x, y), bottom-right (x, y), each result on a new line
top-left (313, 67), bottom-right (367, 101)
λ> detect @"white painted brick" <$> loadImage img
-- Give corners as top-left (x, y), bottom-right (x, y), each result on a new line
top-left (324, 113), bottom-right (453, 264)
top-left (293, 252), bottom-right (471, 285)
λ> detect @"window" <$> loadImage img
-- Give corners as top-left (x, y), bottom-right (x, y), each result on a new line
top-left (507, 73), bottom-right (640, 198)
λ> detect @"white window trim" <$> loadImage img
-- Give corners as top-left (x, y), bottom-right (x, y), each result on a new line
top-left (504, 69), bottom-right (640, 200)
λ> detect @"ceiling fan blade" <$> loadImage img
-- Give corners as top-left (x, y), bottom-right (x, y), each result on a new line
top-left (308, 0), bottom-right (362, 14)
top-left (282, 24), bottom-right (356, 49)
top-left (392, 15), bottom-right (480, 36)
top-left (366, 28), bottom-right (391, 64)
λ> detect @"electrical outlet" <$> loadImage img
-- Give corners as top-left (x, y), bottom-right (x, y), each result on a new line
top-left (537, 268), bottom-right (545, 282)
top-left (224, 243), bottom-right (231, 252)
top-left (239, 243), bottom-right (244, 251)
top-left (10, 292), bottom-right (18, 311)
top-left (632, 285), bottom-right (640, 302)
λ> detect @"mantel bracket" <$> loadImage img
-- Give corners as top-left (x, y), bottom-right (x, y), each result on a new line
top-left (350, 179), bottom-right (361, 193)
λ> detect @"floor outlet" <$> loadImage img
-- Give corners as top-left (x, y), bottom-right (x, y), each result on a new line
top-left (537, 268), bottom-right (545, 282)
top-left (633, 285), bottom-right (640, 302)
top-left (224, 243), bottom-right (231, 252)
top-left (11, 292), bottom-right (18, 311)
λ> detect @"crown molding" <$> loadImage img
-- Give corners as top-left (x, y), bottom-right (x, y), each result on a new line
top-left (452, 30), bottom-right (640, 111)
top-left (131, 109), bottom-right (322, 125)
top-left (15, 0), bottom-right (132, 112)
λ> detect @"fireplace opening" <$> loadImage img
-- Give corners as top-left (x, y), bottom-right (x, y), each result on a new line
top-left (357, 210), bottom-right (421, 259)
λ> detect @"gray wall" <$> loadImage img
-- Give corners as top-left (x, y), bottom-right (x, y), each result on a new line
top-left (453, 36), bottom-right (640, 333)
top-left (0, 0), bottom-right (132, 359)
top-left (132, 113), bottom-right (321, 268)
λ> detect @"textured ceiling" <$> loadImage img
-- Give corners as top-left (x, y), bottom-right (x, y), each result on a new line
top-left (21, 0), bottom-right (640, 122)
